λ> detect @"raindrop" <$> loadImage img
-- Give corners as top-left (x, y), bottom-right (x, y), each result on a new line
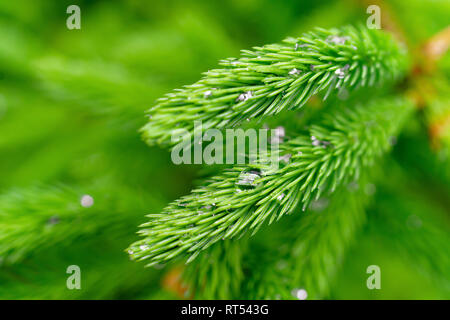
top-left (277, 193), bottom-right (286, 201)
top-left (295, 43), bottom-right (308, 51)
top-left (204, 90), bottom-right (212, 98)
top-left (279, 153), bottom-right (292, 164)
top-left (335, 64), bottom-right (350, 79)
top-left (327, 35), bottom-right (350, 45)
top-left (236, 91), bottom-right (253, 102)
top-left (80, 195), bottom-right (94, 208)
top-left (289, 68), bottom-right (302, 75)
top-left (291, 288), bottom-right (308, 300)
top-left (236, 169), bottom-right (262, 190)
top-left (311, 136), bottom-right (331, 148)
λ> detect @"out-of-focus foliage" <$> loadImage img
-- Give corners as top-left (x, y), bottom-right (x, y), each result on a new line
top-left (0, 0), bottom-right (449, 299)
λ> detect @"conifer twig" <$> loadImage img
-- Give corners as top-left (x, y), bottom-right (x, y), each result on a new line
top-left (243, 185), bottom-right (369, 299)
top-left (128, 97), bottom-right (414, 266)
top-left (141, 25), bottom-right (408, 147)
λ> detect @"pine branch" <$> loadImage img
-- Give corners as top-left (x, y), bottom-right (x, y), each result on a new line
top-left (141, 25), bottom-right (408, 147)
top-left (182, 239), bottom-right (249, 299)
top-left (242, 185), bottom-right (368, 299)
top-left (128, 97), bottom-right (414, 266)
top-left (0, 183), bottom-right (156, 265)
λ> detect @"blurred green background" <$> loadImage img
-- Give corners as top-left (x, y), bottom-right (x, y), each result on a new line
top-left (0, 0), bottom-right (449, 299)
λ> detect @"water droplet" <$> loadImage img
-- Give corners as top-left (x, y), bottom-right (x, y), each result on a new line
top-left (311, 136), bottom-right (331, 148)
top-left (80, 195), bottom-right (94, 208)
top-left (204, 90), bottom-right (212, 98)
top-left (327, 35), bottom-right (350, 45)
top-left (140, 245), bottom-right (149, 251)
top-left (295, 43), bottom-right (308, 51)
top-left (289, 68), bottom-right (301, 75)
top-left (236, 169), bottom-right (262, 190)
top-left (291, 288), bottom-right (308, 300)
top-left (236, 91), bottom-right (253, 102)
top-left (335, 64), bottom-right (350, 79)
top-left (279, 153), bottom-right (292, 164)
top-left (277, 193), bottom-right (285, 201)
top-left (335, 69), bottom-right (345, 79)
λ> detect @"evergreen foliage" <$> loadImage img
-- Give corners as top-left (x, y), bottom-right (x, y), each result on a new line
top-left (0, 0), bottom-right (449, 300)
top-left (142, 25), bottom-right (407, 147)
top-left (129, 97), bottom-right (414, 266)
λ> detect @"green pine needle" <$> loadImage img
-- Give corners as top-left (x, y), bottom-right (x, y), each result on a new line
top-left (141, 25), bottom-right (408, 147)
top-left (128, 97), bottom-right (414, 266)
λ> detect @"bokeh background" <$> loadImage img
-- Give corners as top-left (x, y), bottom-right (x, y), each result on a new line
top-left (0, 0), bottom-right (449, 299)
